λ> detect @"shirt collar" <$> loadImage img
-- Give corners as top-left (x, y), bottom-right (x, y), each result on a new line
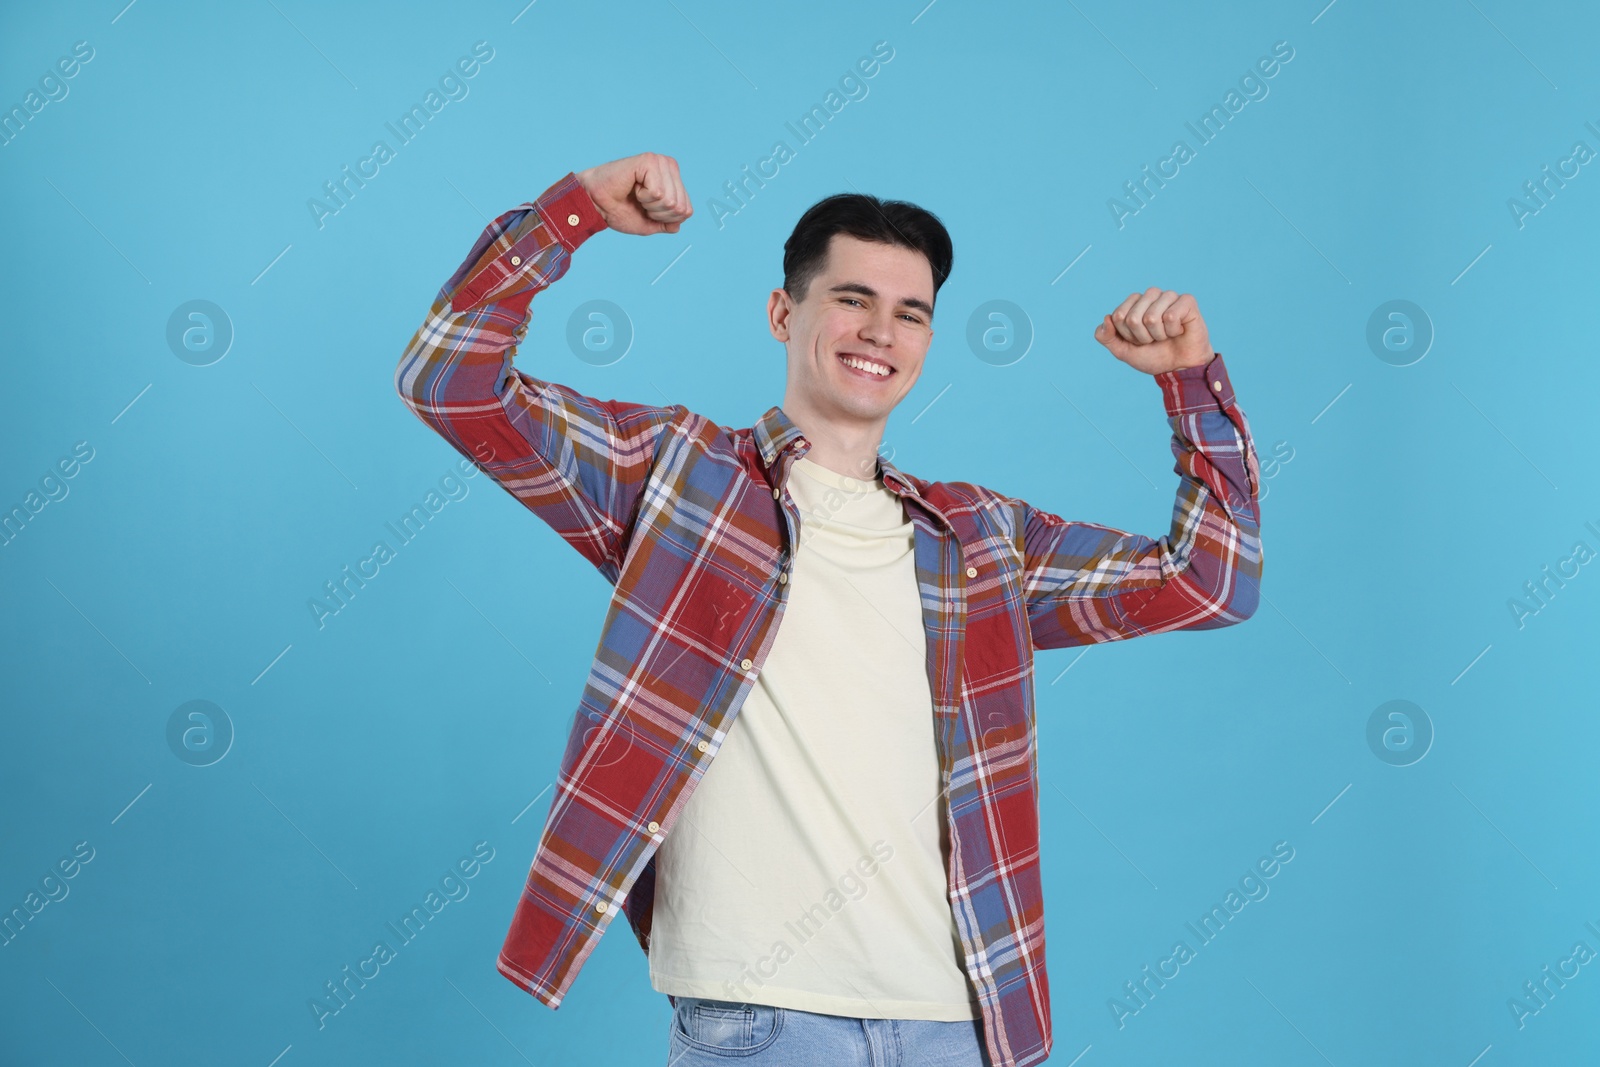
top-left (755, 405), bottom-right (809, 469)
top-left (754, 405), bottom-right (936, 516)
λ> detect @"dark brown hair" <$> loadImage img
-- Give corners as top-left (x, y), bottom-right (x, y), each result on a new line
top-left (782, 193), bottom-right (953, 307)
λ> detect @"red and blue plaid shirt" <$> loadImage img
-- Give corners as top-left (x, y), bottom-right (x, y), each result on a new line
top-left (395, 171), bottom-right (1263, 1067)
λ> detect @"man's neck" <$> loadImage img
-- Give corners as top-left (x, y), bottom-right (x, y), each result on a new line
top-left (781, 403), bottom-right (885, 483)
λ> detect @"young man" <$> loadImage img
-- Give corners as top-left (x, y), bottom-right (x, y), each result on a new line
top-left (395, 152), bottom-right (1262, 1067)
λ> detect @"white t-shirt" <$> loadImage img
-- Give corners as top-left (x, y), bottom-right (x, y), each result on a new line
top-left (648, 454), bottom-right (978, 1020)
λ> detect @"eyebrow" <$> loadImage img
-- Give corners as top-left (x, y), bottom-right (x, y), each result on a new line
top-left (827, 282), bottom-right (934, 319)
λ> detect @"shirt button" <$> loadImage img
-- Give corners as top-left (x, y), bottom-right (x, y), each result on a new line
top-left (1212, 379), bottom-right (1223, 392)
top-left (595, 901), bottom-right (608, 914)
top-left (697, 739), bottom-right (710, 752)
top-left (778, 572), bottom-right (788, 584)
top-left (966, 566), bottom-right (978, 578)
top-left (740, 658), bottom-right (754, 670)
top-left (647, 821), bottom-right (660, 834)
top-left (510, 255), bottom-right (521, 266)
top-left (772, 487), bottom-right (781, 499)
top-left (567, 213), bottom-right (581, 226)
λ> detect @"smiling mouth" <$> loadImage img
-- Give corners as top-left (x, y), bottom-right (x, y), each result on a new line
top-left (837, 352), bottom-right (895, 380)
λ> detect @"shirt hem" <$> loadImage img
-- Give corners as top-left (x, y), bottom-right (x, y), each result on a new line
top-left (650, 971), bottom-right (981, 1022)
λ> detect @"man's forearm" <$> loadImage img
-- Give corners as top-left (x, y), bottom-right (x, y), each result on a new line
top-left (396, 172), bottom-right (606, 424)
top-left (443, 175), bottom-right (607, 316)
top-left (1152, 350), bottom-right (1261, 523)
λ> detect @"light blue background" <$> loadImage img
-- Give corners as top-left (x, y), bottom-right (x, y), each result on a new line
top-left (3, 1), bottom-right (1597, 1064)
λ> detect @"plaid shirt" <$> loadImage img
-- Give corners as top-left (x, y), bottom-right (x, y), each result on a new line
top-left (395, 171), bottom-right (1263, 1067)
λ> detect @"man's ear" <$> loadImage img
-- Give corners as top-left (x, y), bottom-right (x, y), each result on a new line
top-left (767, 287), bottom-right (792, 343)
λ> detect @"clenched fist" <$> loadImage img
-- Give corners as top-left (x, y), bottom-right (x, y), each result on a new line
top-left (575, 152), bottom-right (693, 236)
top-left (1094, 288), bottom-right (1214, 376)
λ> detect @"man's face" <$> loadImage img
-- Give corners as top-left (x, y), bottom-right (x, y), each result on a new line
top-left (769, 233), bottom-right (935, 428)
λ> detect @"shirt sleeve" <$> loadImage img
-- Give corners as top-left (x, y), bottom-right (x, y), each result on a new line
top-left (394, 171), bottom-right (684, 585)
top-left (1011, 351), bottom-right (1263, 650)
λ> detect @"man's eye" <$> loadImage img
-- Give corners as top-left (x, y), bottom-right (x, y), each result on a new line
top-left (842, 298), bottom-right (864, 307)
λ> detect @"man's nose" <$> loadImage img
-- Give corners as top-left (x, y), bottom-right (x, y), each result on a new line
top-left (859, 311), bottom-right (893, 345)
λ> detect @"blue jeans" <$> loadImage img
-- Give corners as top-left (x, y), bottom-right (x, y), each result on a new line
top-left (666, 995), bottom-right (989, 1066)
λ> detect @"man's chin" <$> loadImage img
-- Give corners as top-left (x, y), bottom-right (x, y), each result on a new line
top-left (829, 394), bottom-right (897, 421)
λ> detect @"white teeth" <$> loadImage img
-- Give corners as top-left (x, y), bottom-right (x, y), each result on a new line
top-left (840, 355), bottom-right (890, 377)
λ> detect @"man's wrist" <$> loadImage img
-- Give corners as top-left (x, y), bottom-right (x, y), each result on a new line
top-left (536, 171), bottom-right (608, 252)
top-left (1156, 351), bottom-right (1236, 415)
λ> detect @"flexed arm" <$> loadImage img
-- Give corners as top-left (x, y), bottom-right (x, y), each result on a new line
top-left (1016, 289), bottom-right (1263, 649)
top-left (394, 154), bottom-right (693, 584)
